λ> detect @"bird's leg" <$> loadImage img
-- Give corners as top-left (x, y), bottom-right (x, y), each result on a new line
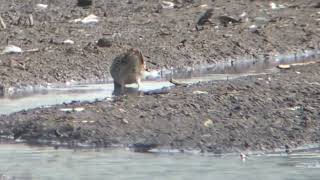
top-left (137, 77), bottom-right (141, 90)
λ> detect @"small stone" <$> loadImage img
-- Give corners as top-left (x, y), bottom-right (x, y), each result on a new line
top-left (277, 64), bottom-right (291, 69)
top-left (161, 1), bottom-right (175, 9)
top-left (74, 107), bottom-right (85, 112)
top-left (82, 14), bottom-right (99, 24)
top-left (239, 12), bottom-right (247, 18)
top-left (77, 0), bottom-right (92, 7)
top-left (199, 4), bottom-right (208, 8)
top-left (36, 4), bottom-right (48, 9)
top-left (97, 38), bottom-right (112, 47)
top-left (63, 39), bottom-right (75, 44)
top-left (249, 24), bottom-right (257, 30)
top-left (1, 45), bottom-right (23, 54)
top-left (193, 90), bottom-right (208, 95)
top-left (73, 14), bottom-right (99, 24)
top-left (204, 119), bottom-right (213, 127)
top-left (122, 119), bottom-right (129, 124)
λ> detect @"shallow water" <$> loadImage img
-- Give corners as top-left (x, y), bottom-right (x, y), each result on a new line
top-left (0, 50), bottom-right (319, 115)
top-left (0, 144), bottom-right (319, 180)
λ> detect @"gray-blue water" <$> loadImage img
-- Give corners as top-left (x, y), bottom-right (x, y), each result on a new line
top-left (0, 144), bottom-right (319, 180)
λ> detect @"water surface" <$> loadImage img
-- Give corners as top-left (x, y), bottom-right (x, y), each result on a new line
top-left (0, 144), bottom-right (319, 180)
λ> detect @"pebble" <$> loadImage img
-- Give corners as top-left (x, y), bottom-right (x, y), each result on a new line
top-left (73, 14), bottom-right (99, 24)
top-left (122, 119), bottom-right (129, 124)
top-left (97, 38), bottom-right (112, 47)
top-left (204, 119), bottom-right (213, 127)
top-left (36, 4), bottom-right (48, 9)
top-left (74, 107), bottom-right (85, 112)
top-left (161, 1), bottom-right (175, 9)
top-left (270, 2), bottom-right (286, 10)
top-left (63, 39), bottom-right (75, 45)
top-left (77, 0), bottom-right (92, 7)
top-left (1, 45), bottom-right (23, 54)
top-left (277, 64), bottom-right (291, 69)
top-left (60, 107), bottom-right (85, 112)
top-left (193, 90), bottom-right (209, 95)
top-left (199, 4), bottom-right (208, 8)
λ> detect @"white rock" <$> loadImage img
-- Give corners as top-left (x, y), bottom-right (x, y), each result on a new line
top-left (249, 24), bottom-right (257, 30)
top-left (161, 1), bottom-right (175, 9)
top-left (277, 64), bottom-right (291, 69)
top-left (73, 14), bottom-right (99, 24)
top-left (82, 14), bottom-right (99, 24)
top-left (60, 107), bottom-right (85, 112)
top-left (199, 4), bottom-right (208, 8)
top-left (63, 39), bottom-right (75, 44)
top-left (193, 90), bottom-right (208, 95)
top-left (60, 108), bottom-right (73, 112)
top-left (74, 107), bottom-right (85, 112)
top-left (270, 2), bottom-right (277, 9)
top-left (240, 12), bottom-right (247, 18)
top-left (287, 106), bottom-right (300, 111)
top-left (1, 45), bottom-right (23, 54)
top-left (270, 2), bottom-right (286, 9)
top-left (204, 119), bottom-right (213, 127)
top-left (36, 4), bottom-right (48, 9)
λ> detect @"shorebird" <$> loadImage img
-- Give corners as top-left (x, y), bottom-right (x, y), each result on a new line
top-left (110, 48), bottom-right (147, 91)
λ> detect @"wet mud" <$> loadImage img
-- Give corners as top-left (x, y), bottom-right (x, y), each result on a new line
top-left (1, 63), bottom-right (320, 153)
top-left (0, 0), bottom-right (320, 91)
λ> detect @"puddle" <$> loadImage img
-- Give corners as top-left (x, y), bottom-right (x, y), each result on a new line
top-left (0, 50), bottom-right (319, 115)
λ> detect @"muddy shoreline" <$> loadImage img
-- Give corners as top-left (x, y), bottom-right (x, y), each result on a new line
top-left (1, 0), bottom-right (320, 91)
top-left (0, 0), bottom-right (320, 153)
top-left (1, 63), bottom-right (320, 153)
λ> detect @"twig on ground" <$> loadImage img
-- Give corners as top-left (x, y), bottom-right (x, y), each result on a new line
top-left (28, 14), bottom-right (34, 26)
top-left (0, 15), bottom-right (6, 29)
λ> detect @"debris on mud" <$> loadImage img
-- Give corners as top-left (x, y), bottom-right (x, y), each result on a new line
top-left (196, 8), bottom-right (213, 26)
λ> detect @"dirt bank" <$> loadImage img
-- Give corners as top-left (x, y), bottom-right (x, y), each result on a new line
top-left (0, 63), bottom-right (319, 153)
top-left (0, 0), bottom-right (320, 92)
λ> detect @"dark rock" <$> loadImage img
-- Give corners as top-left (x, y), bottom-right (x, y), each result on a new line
top-left (77, 0), bottom-right (92, 7)
top-left (129, 143), bottom-right (158, 153)
top-left (218, 16), bottom-right (240, 27)
top-left (97, 38), bottom-right (112, 47)
top-left (313, 2), bottom-right (320, 8)
top-left (196, 8), bottom-right (213, 26)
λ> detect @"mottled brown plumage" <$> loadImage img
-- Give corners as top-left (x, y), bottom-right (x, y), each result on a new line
top-left (110, 48), bottom-right (146, 90)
